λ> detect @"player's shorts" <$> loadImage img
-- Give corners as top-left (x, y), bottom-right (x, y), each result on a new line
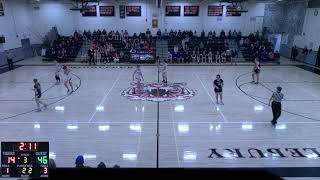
top-left (65, 74), bottom-right (72, 82)
top-left (35, 93), bottom-right (42, 99)
top-left (214, 88), bottom-right (222, 93)
top-left (254, 68), bottom-right (260, 74)
top-left (162, 72), bottom-right (167, 78)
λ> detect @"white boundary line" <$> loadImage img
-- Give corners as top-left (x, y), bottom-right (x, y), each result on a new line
top-left (1, 121), bottom-right (320, 124)
top-left (169, 102), bottom-right (181, 167)
top-left (88, 70), bottom-right (123, 123)
top-left (135, 105), bottom-right (144, 167)
top-left (195, 73), bottom-right (228, 122)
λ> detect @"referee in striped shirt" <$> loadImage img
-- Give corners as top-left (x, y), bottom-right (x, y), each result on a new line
top-left (269, 86), bottom-right (284, 126)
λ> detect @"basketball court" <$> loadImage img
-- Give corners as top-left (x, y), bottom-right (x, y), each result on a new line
top-left (1, 62), bottom-right (320, 172)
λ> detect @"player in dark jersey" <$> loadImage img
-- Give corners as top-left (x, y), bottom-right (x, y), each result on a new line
top-left (33, 79), bottom-right (47, 112)
top-left (214, 74), bottom-right (224, 105)
top-left (55, 61), bottom-right (61, 84)
top-left (251, 58), bottom-right (261, 84)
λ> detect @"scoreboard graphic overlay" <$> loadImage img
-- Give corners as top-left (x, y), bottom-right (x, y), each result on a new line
top-left (1, 142), bottom-right (49, 178)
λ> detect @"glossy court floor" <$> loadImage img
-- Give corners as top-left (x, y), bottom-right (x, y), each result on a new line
top-left (0, 64), bottom-right (320, 170)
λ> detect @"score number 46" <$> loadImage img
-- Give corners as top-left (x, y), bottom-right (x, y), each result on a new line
top-left (37, 156), bottom-right (48, 164)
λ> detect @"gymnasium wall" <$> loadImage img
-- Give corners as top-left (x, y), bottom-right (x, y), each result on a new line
top-left (31, 0), bottom-right (266, 36)
top-left (295, 8), bottom-right (320, 51)
top-left (0, 0), bottom-right (35, 50)
top-left (0, 0), bottom-right (268, 50)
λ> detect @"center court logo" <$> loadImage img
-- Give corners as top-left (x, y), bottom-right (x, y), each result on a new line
top-left (208, 148), bottom-right (320, 159)
top-left (121, 82), bottom-right (195, 102)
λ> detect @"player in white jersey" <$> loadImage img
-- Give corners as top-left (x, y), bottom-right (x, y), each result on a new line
top-left (63, 65), bottom-right (74, 93)
top-left (54, 61), bottom-right (61, 84)
top-left (158, 60), bottom-right (168, 84)
top-left (132, 65), bottom-right (144, 94)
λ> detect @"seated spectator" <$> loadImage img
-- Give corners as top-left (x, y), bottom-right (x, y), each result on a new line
top-left (226, 49), bottom-right (232, 63)
top-left (97, 162), bottom-right (106, 168)
top-left (268, 51), bottom-right (275, 61)
top-left (114, 53), bottom-right (120, 63)
top-left (220, 30), bottom-right (226, 38)
top-left (75, 155), bottom-right (86, 168)
top-left (174, 44), bottom-right (179, 54)
top-left (113, 165), bottom-right (120, 168)
top-left (221, 51), bottom-right (226, 63)
top-left (208, 50), bottom-right (213, 63)
top-left (201, 50), bottom-right (206, 63)
top-left (163, 29), bottom-right (168, 39)
top-left (199, 41), bottom-right (204, 52)
top-left (191, 50), bottom-right (196, 63)
top-left (115, 31), bottom-right (121, 40)
top-left (100, 47), bottom-right (107, 63)
top-left (201, 30), bottom-right (205, 39)
top-left (228, 30), bottom-right (232, 38)
top-left (255, 30), bottom-right (260, 38)
top-left (232, 30), bottom-right (237, 38)
top-left (208, 31), bottom-right (213, 40)
top-left (215, 51), bottom-right (221, 64)
top-left (123, 30), bottom-right (129, 39)
top-left (167, 52), bottom-right (172, 63)
top-left (239, 38), bottom-right (244, 46)
top-left (157, 29), bottom-right (162, 39)
top-left (146, 28), bottom-right (151, 35)
top-left (196, 52), bottom-right (201, 64)
top-left (57, 50), bottom-right (64, 63)
top-left (212, 30), bottom-right (216, 38)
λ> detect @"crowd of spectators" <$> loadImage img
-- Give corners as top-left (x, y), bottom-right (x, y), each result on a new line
top-left (45, 32), bottom-right (84, 62)
top-left (44, 28), bottom-right (279, 64)
top-left (240, 31), bottom-right (279, 62)
top-left (157, 29), bottom-right (242, 41)
top-left (164, 29), bottom-right (240, 63)
top-left (83, 29), bottom-right (155, 64)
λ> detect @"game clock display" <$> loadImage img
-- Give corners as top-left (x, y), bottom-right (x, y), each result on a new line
top-left (1, 142), bottom-right (49, 178)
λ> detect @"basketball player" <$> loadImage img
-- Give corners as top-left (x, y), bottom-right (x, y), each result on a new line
top-left (63, 65), bottom-right (74, 93)
top-left (251, 58), bottom-right (261, 84)
top-left (33, 79), bottom-right (47, 112)
top-left (158, 60), bottom-right (168, 84)
top-left (214, 74), bottom-right (224, 105)
top-left (54, 61), bottom-right (61, 84)
top-left (132, 65), bottom-right (144, 94)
